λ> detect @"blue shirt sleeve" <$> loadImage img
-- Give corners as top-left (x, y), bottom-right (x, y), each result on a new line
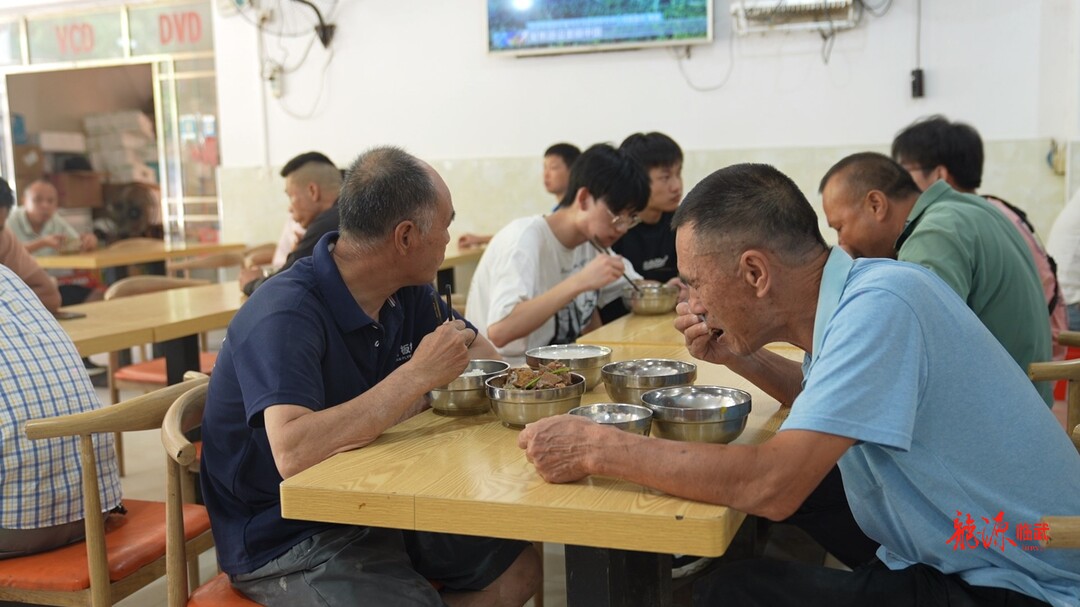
top-left (232, 306), bottom-right (328, 427)
top-left (782, 286), bottom-right (924, 451)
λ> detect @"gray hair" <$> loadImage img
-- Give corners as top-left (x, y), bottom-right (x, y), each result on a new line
top-left (672, 163), bottom-right (827, 266)
top-left (337, 146), bottom-right (437, 244)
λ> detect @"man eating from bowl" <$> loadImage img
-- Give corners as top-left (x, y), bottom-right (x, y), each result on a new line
top-left (518, 163), bottom-right (1080, 606)
top-left (467, 143), bottom-right (650, 365)
top-left (201, 146), bottom-right (540, 606)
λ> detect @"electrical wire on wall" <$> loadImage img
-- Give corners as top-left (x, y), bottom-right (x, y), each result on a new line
top-left (234, 0), bottom-right (339, 120)
top-left (672, 31), bottom-right (736, 92)
top-left (818, 0), bottom-right (893, 64)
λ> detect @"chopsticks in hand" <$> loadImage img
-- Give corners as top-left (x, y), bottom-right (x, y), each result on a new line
top-left (588, 238), bottom-right (643, 294)
top-left (443, 284), bottom-right (453, 321)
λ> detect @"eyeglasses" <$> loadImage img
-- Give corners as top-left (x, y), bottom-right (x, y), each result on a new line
top-left (599, 201), bottom-right (641, 230)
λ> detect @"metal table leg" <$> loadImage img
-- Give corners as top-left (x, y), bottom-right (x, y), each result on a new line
top-left (565, 546), bottom-right (672, 607)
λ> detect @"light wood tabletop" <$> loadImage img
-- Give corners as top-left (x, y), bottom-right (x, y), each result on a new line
top-left (36, 242), bottom-right (246, 270)
top-left (59, 281), bottom-right (244, 382)
top-left (578, 312), bottom-right (685, 347)
top-left (279, 343), bottom-right (796, 557)
top-left (440, 245), bottom-right (484, 271)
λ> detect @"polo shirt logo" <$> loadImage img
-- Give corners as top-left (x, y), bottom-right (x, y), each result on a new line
top-left (642, 256), bottom-right (669, 271)
top-left (396, 342), bottom-right (414, 362)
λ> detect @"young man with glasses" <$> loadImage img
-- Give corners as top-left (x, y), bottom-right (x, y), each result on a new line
top-left (602, 132), bottom-right (687, 323)
top-left (467, 144), bottom-right (649, 364)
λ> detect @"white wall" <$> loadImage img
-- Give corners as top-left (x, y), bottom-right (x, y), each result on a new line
top-left (210, 0), bottom-right (1075, 167)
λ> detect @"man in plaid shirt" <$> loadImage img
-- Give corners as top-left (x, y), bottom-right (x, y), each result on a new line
top-left (0, 264), bottom-right (121, 558)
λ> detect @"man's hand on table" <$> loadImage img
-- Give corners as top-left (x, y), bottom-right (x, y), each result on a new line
top-left (518, 415), bottom-right (610, 483)
top-left (238, 267), bottom-right (263, 291)
top-left (79, 233), bottom-right (98, 251)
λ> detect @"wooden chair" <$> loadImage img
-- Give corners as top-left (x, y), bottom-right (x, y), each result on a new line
top-left (1029, 358), bottom-right (1080, 442)
top-left (1028, 358), bottom-right (1080, 549)
top-left (104, 276), bottom-right (216, 475)
top-left (242, 243), bottom-right (276, 270)
top-left (162, 382), bottom-right (260, 606)
top-left (0, 378), bottom-right (214, 607)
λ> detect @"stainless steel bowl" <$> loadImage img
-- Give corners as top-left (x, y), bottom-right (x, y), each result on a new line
top-left (486, 372), bottom-right (587, 428)
top-left (430, 359), bottom-right (510, 416)
top-left (641, 386), bottom-right (752, 444)
top-left (568, 403), bottom-right (653, 436)
top-left (601, 359), bottom-right (697, 406)
top-left (622, 281), bottom-right (679, 315)
top-left (525, 344), bottom-right (612, 391)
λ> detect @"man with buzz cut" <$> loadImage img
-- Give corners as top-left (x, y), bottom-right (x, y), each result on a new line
top-left (519, 162), bottom-right (1080, 607)
top-left (820, 152), bottom-right (1054, 406)
top-left (238, 151), bottom-right (342, 295)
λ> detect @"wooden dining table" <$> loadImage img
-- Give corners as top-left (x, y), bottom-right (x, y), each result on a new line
top-left (58, 281), bottom-right (245, 383)
top-left (437, 245), bottom-right (485, 293)
top-left (578, 311), bottom-right (686, 347)
top-left (35, 241), bottom-right (246, 270)
top-left (279, 343), bottom-right (799, 606)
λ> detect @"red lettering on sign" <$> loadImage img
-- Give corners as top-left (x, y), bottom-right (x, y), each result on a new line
top-left (55, 23), bottom-right (95, 55)
top-left (159, 12), bottom-right (202, 46)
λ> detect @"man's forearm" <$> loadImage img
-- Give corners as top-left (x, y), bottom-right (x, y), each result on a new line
top-left (486, 278), bottom-right (583, 347)
top-left (266, 367), bottom-right (433, 478)
top-left (725, 349), bottom-right (805, 406)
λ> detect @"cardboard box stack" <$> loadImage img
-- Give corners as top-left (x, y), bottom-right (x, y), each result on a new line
top-left (84, 111), bottom-right (159, 185)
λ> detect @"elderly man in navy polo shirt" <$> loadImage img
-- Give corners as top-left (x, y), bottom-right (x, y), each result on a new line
top-left (201, 146), bottom-right (541, 606)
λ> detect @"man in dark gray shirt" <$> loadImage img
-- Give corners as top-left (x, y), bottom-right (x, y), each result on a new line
top-left (240, 151), bottom-right (341, 295)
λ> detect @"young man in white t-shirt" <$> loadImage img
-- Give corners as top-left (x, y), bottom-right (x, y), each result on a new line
top-left (467, 144), bottom-right (650, 364)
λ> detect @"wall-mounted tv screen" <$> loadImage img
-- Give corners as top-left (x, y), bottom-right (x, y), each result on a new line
top-left (488, 0), bottom-right (713, 57)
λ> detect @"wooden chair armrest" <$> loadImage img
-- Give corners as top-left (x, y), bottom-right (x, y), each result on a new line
top-left (1040, 516), bottom-right (1080, 548)
top-left (1028, 359), bottom-right (1080, 382)
top-left (1057, 331), bottom-right (1080, 348)
top-left (25, 376), bottom-right (209, 440)
top-left (161, 383), bottom-right (209, 467)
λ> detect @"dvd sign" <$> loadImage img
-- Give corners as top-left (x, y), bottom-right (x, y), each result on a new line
top-left (159, 12), bottom-right (202, 46)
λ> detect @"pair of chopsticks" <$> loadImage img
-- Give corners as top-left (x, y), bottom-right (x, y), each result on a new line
top-left (588, 238), bottom-right (643, 294)
top-left (431, 284), bottom-right (454, 322)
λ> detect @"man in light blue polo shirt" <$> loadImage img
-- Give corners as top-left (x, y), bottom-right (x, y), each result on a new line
top-left (519, 163), bottom-right (1080, 606)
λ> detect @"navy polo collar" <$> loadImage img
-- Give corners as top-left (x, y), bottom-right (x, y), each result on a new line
top-left (312, 231), bottom-right (385, 334)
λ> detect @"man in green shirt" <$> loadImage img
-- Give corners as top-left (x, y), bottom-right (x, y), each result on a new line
top-left (820, 152), bottom-right (1053, 405)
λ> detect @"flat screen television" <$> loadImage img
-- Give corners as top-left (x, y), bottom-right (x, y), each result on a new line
top-left (487, 0), bottom-right (713, 57)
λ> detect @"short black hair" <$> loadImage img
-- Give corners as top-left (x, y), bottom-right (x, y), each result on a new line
top-left (891, 115), bottom-right (983, 190)
top-left (673, 163), bottom-right (826, 264)
top-left (280, 151), bottom-right (336, 178)
top-left (556, 143), bottom-right (650, 215)
top-left (619, 132), bottom-right (683, 170)
top-left (338, 146), bottom-right (437, 242)
top-left (0, 177), bottom-right (12, 210)
top-left (544, 143), bottom-right (581, 168)
top-left (819, 152), bottom-right (923, 201)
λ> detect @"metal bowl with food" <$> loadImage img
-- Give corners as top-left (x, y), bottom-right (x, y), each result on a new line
top-left (568, 403), bottom-right (653, 436)
top-left (641, 386), bottom-right (752, 444)
top-left (621, 281), bottom-right (679, 315)
top-left (485, 371), bottom-right (587, 429)
top-left (601, 359), bottom-right (697, 406)
top-left (429, 359), bottom-right (509, 416)
top-left (526, 344), bottom-right (612, 391)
